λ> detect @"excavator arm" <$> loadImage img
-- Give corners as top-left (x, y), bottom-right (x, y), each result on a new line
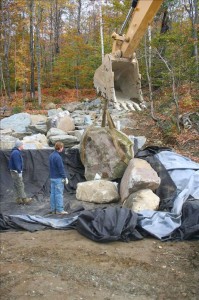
top-left (94, 0), bottom-right (163, 111)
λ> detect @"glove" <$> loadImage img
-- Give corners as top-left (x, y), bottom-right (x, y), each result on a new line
top-left (18, 172), bottom-right (23, 178)
top-left (62, 178), bottom-right (68, 185)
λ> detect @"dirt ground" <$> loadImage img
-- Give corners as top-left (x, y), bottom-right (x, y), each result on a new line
top-left (0, 230), bottom-right (199, 300)
top-left (1, 109), bottom-right (199, 300)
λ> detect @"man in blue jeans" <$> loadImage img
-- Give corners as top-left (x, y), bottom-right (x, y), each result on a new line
top-left (49, 141), bottom-right (69, 215)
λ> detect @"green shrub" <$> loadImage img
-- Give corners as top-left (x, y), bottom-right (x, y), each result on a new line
top-left (12, 106), bottom-right (23, 114)
top-left (53, 98), bottom-right (62, 104)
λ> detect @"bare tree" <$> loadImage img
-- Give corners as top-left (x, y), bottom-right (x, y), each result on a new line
top-left (184, 0), bottom-right (199, 77)
top-left (22, 10), bottom-right (27, 106)
top-left (156, 49), bottom-right (181, 133)
top-left (144, 34), bottom-right (157, 122)
top-left (36, 1), bottom-right (42, 106)
top-left (1, 0), bottom-right (12, 100)
top-left (29, 0), bottom-right (35, 100)
top-left (54, 0), bottom-right (61, 54)
top-left (77, 0), bottom-right (82, 35)
top-left (49, 0), bottom-right (54, 83)
top-left (75, 0), bottom-right (82, 96)
top-left (160, 8), bottom-right (170, 33)
top-left (0, 58), bottom-right (8, 99)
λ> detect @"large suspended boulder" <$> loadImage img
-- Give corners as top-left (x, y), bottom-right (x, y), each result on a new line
top-left (80, 126), bottom-right (134, 181)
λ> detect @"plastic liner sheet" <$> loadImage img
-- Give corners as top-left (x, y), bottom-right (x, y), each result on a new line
top-left (156, 151), bottom-right (199, 215)
top-left (63, 148), bottom-right (86, 192)
top-left (0, 149), bottom-right (52, 201)
top-left (177, 199), bottom-right (199, 240)
top-left (155, 151), bottom-right (199, 171)
top-left (0, 213), bottom-right (79, 232)
top-left (0, 148), bottom-right (86, 217)
top-left (138, 200), bottom-right (199, 240)
top-left (0, 148), bottom-right (85, 202)
top-left (138, 211), bottom-right (182, 240)
top-left (76, 207), bottom-right (143, 242)
top-left (1, 147), bottom-right (198, 241)
top-left (137, 150), bottom-right (199, 240)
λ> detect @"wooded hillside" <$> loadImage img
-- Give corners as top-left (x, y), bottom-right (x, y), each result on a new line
top-left (0, 0), bottom-right (198, 126)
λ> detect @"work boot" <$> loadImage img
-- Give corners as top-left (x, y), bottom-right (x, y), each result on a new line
top-left (22, 198), bottom-right (32, 205)
top-left (16, 198), bottom-right (23, 204)
top-left (56, 210), bottom-right (68, 215)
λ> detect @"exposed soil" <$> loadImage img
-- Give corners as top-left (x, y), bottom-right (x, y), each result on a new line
top-left (1, 107), bottom-right (199, 300)
top-left (1, 231), bottom-right (199, 300)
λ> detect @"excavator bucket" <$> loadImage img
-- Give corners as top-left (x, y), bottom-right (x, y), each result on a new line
top-left (94, 53), bottom-right (145, 111)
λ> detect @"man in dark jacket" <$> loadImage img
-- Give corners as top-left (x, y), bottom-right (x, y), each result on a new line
top-left (49, 141), bottom-right (69, 215)
top-left (9, 140), bottom-right (32, 205)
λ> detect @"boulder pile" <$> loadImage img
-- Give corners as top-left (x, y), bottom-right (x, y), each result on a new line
top-left (0, 98), bottom-right (160, 211)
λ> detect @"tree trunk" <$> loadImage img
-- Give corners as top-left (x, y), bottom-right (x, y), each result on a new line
top-left (144, 34), bottom-right (157, 122)
top-left (184, 0), bottom-right (199, 77)
top-left (49, 0), bottom-right (54, 84)
top-left (54, 0), bottom-right (60, 54)
top-left (156, 49), bottom-right (180, 133)
top-left (14, 39), bottom-right (17, 96)
top-left (193, 0), bottom-right (199, 77)
top-left (99, 0), bottom-right (104, 62)
top-left (0, 58), bottom-right (8, 99)
top-left (160, 9), bottom-right (170, 33)
top-left (29, 0), bottom-right (35, 100)
top-left (77, 0), bottom-right (81, 35)
top-left (22, 10), bottom-right (27, 105)
top-left (2, 0), bottom-right (11, 100)
top-left (75, 0), bottom-right (82, 96)
top-left (36, 1), bottom-right (42, 106)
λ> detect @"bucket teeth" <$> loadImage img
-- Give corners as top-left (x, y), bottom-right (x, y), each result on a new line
top-left (113, 100), bottom-right (143, 111)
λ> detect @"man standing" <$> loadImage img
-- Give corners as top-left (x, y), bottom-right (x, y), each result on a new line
top-left (9, 140), bottom-right (32, 205)
top-left (49, 141), bottom-right (69, 215)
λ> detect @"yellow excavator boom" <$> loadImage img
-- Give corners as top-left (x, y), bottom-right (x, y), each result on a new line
top-left (94, 0), bottom-right (163, 111)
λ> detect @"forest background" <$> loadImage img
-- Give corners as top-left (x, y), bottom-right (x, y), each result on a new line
top-left (0, 0), bottom-right (198, 143)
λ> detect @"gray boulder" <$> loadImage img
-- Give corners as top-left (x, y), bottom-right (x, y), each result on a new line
top-left (128, 136), bottom-right (147, 154)
top-left (0, 129), bottom-right (13, 135)
top-left (120, 158), bottom-right (161, 203)
top-left (0, 113), bottom-right (31, 132)
top-left (123, 189), bottom-right (160, 212)
top-left (28, 123), bottom-right (47, 134)
top-left (23, 134), bottom-right (49, 149)
top-left (76, 180), bottom-right (119, 203)
top-left (30, 114), bottom-right (47, 124)
top-left (61, 102), bottom-right (83, 112)
top-left (49, 134), bottom-right (78, 148)
top-left (47, 111), bottom-right (75, 132)
top-left (0, 135), bottom-right (17, 149)
top-left (47, 128), bottom-right (66, 138)
top-left (45, 102), bottom-right (56, 110)
top-left (47, 108), bottom-right (63, 117)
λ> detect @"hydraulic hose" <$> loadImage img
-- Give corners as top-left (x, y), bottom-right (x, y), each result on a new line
top-left (119, 0), bottom-right (139, 35)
